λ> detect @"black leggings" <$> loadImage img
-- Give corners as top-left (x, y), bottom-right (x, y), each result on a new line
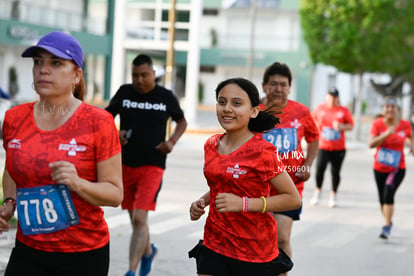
top-left (5, 240), bottom-right (110, 276)
top-left (315, 149), bottom-right (346, 192)
top-left (374, 169), bottom-right (405, 205)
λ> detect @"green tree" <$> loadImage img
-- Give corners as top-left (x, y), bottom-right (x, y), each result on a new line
top-left (300, 0), bottom-right (414, 76)
top-left (299, 0), bottom-right (414, 139)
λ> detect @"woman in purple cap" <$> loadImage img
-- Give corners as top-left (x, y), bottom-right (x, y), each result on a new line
top-left (369, 97), bottom-right (414, 240)
top-left (0, 31), bottom-right (123, 275)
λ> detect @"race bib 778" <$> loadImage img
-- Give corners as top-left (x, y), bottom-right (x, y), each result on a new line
top-left (17, 184), bottom-right (80, 235)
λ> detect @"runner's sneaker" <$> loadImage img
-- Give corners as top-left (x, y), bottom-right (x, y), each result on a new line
top-left (139, 243), bottom-right (158, 276)
top-left (328, 193), bottom-right (337, 208)
top-left (379, 225), bottom-right (391, 239)
top-left (124, 270), bottom-right (135, 276)
top-left (310, 190), bottom-right (321, 205)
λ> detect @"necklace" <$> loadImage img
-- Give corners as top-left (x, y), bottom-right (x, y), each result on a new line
top-left (35, 98), bottom-right (81, 130)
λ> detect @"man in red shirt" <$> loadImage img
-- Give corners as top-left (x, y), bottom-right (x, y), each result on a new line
top-left (311, 88), bottom-right (354, 207)
top-left (261, 62), bottom-right (319, 275)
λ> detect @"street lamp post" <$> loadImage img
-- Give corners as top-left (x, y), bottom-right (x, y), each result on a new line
top-left (246, 0), bottom-right (257, 79)
top-left (165, 0), bottom-right (176, 91)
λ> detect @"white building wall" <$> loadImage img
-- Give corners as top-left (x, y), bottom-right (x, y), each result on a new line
top-left (0, 0), bottom-right (85, 103)
top-left (311, 64), bottom-right (353, 111)
top-left (310, 64), bottom-right (413, 122)
top-left (197, 6), bottom-right (301, 107)
top-left (218, 9), bottom-right (299, 51)
top-left (199, 14), bottom-right (225, 48)
top-left (0, 44), bottom-right (35, 103)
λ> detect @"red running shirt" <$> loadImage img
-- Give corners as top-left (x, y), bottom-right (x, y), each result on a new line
top-left (203, 134), bottom-right (283, 263)
top-left (2, 102), bottom-right (121, 252)
top-left (369, 118), bottom-right (412, 173)
top-left (261, 100), bottom-right (319, 196)
top-left (312, 103), bottom-right (354, 151)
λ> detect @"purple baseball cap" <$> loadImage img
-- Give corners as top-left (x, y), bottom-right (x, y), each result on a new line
top-left (21, 31), bottom-right (84, 68)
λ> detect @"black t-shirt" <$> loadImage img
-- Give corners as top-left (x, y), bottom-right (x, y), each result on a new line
top-left (106, 84), bottom-right (185, 168)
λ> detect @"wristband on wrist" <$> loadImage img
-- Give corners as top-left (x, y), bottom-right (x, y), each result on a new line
top-left (168, 137), bottom-right (177, 145)
top-left (260, 196), bottom-right (267, 213)
top-left (2, 197), bottom-right (16, 210)
top-left (242, 196), bottom-right (248, 212)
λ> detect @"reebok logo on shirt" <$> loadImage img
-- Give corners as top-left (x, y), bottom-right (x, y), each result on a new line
top-left (59, 139), bottom-right (86, 156)
top-left (122, 99), bottom-right (167, 111)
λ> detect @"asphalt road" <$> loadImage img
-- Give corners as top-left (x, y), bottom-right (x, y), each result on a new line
top-left (1, 130), bottom-right (414, 275)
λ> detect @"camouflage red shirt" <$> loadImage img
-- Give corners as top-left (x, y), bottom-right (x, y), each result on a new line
top-left (312, 103), bottom-right (353, 151)
top-left (370, 118), bottom-right (412, 172)
top-left (3, 102), bottom-right (121, 252)
top-left (261, 100), bottom-right (319, 196)
top-left (203, 134), bottom-right (283, 262)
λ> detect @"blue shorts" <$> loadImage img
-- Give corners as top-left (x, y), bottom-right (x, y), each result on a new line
top-left (274, 203), bottom-right (302, 221)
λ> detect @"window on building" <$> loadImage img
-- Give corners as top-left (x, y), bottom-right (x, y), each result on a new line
top-left (200, 66), bottom-right (216, 73)
top-left (203, 9), bottom-right (219, 16)
top-left (161, 9), bottom-right (190, 23)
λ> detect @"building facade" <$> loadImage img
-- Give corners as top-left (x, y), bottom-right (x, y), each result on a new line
top-left (109, 0), bottom-right (313, 125)
top-left (3, 0), bottom-right (376, 127)
top-left (0, 0), bottom-right (115, 105)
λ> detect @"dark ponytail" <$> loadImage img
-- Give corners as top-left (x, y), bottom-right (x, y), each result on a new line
top-left (249, 104), bottom-right (281, 132)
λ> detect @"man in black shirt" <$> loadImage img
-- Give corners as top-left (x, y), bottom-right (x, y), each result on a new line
top-left (106, 54), bottom-right (187, 276)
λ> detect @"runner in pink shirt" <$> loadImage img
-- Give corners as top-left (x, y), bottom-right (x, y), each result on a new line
top-left (368, 97), bottom-right (413, 239)
top-left (311, 88), bottom-right (354, 207)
